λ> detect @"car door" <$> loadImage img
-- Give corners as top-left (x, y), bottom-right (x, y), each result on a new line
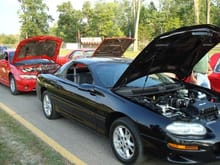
top-left (52, 65), bottom-right (98, 130)
top-left (0, 52), bottom-right (10, 85)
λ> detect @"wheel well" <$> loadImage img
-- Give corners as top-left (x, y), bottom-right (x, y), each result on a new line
top-left (8, 73), bottom-right (13, 79)
top-left (40, 87), bottom-right (47, 101)
top-left (106, 112), bottom-right (128, 137)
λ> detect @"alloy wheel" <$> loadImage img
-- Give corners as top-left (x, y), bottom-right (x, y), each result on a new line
top-left (113, 125), bottom-right (135, 160)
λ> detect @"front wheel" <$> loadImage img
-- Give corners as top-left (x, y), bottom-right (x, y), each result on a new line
top-left (9, 75), bottom-right (18, 95)
top-left (110, 117), bottom-right (144, 164)
top-left (42, 91), bottom-right (60, 119)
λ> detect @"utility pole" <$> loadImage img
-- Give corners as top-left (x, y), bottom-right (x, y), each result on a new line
top-left (194, 0), bottom-right (200, 24)
top-left (133, 0), bottom-right (141, 52)
top-left (206, 0), bottom-right (210, 24)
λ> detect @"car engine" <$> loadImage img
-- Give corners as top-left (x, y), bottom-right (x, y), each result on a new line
top-left (131, 87), bottom-right (220, 121)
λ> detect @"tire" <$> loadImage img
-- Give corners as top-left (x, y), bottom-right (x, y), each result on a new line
top-left (42, 91), bottom-right (60, 119)
top-left (110, 117), bottom-right (143, 164)
top-left (9, 75), bottom-right (18, 95)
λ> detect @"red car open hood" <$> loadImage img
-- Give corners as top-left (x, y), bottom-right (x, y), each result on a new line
top-left (113, 24), bottom-right (220, 90)
top-left (12, 36), bottom-right (62, 64)
top-left (92, 37), bottom-right (134, 57)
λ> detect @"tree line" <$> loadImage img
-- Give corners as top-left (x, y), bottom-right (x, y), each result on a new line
top-left (2, 0), bottom-right (220, 50)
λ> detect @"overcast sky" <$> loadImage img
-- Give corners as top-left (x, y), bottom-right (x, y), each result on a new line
top-left (0, 0), bottom-right (87, 34)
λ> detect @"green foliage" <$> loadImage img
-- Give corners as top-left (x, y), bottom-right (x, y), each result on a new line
top-left (0, 34), bottom-right (18, 45)
top-left (87, 2), bottom-right (124, 37)
top-left (56, 2), bottom-right (82, 42)
top-left (18, 0), bottom-right (52, 39)
top-left (2, 0), bottom-right (220, 49)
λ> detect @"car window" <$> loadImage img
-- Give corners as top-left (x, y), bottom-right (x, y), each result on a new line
top-left (84, 50), bottom-right (94, 57)
top-left (93, 63), bottom-right (128, 88)
top-left (70, 51), bottom-right (83, 59)
top-left (214, 59), bottom-right (220, 73)
top-left (9, 51), bottom-right (15, 63)
top-left (66, 65), bottom-right (93, 84)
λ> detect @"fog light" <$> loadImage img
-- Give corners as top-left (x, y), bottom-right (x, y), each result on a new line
top-left (168, 143), bottom-right (198, 150)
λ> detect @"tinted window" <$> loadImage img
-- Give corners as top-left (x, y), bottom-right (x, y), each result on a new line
top-left (9, 51), bottom-right (15, 63)
top-left (93, 63), bottom-right (128, 87)
top-left (93, 63), bottom-right (175, 88)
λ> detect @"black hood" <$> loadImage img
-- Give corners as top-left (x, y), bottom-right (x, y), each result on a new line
top-left (113, 24), bottom-right (220, 90)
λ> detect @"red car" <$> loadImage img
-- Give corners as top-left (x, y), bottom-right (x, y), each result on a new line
top-left (56, 37), bottom-right (134, 65)
top-left (209, 53), bottom-right (220, 92)
top-left (0, 36), bottom-right (62, 95)
top-left (56, 49), bottom-right (94, 65)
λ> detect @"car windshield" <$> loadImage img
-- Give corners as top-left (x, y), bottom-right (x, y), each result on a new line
top-left (126, 73), bottom-right (175, 88)
top-left (9, 51), bottom-right (15, 63)
top-left (93, 63), bottom-right (175, 88)
top-left (85, 50), bottom-right (94, 56)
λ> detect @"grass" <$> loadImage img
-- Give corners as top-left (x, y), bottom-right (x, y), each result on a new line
top-left (0, 109), bottom-right (72, 165)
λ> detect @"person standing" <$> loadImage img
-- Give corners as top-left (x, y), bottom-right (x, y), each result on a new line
top-left (190, 54), bottom-right (213, 89)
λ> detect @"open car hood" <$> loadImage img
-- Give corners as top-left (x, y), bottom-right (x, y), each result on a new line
top-left (12, 36), bottom-right (62, 64)
top-left (92, 37), bottom-right (134, 57)
top-left (113, 24), bottom-right (220, 90)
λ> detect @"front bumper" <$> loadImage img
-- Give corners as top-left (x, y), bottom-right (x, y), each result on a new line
top-left (16, 78), bottom-right (36, 92)
top-left (166, 141), bottom-right (220, 164)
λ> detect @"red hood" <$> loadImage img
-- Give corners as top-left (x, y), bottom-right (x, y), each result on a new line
top-left (12, 36), bottom-right (62, 64)
top-left (92, 37), bottom-right (134, 57)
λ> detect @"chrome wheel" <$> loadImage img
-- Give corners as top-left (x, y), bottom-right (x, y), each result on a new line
top-left (42, 91), bottom-right (59, 119)
top-left (10, 76), bottom-right (18, 95)
top-left (43, 94), bottom-right (52, 117)
top-left (110, 117), bottom-right (143, 164)
top-left (113, 125), bottom-right (135, 160)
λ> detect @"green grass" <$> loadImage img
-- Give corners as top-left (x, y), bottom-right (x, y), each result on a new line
top-left (59, 49), bottom-right (70, 56)
top-left (0, 109), bottom-right (72, 165)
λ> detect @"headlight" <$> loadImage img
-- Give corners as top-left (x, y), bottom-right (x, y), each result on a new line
top-left (19, 75), bottom-right (37, 79)
top-left (166, 122), bottom-right (207, 136)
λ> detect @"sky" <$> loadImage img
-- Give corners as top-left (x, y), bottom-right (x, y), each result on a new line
top-left (0, 0), bottom-right (157, 35)
top-left (0, 0), bottom-right (87, 34)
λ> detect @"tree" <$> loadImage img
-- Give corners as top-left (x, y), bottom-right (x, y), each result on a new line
top-left (85, 2), bottom-right (124, 37)
top-left (56, 2), bottom-right (82, 42)
top-left (18, 0), bottom-right (52, 39)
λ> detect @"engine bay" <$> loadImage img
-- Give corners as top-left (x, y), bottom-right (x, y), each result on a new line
top-left (130, 85), bottom-right (220, 121)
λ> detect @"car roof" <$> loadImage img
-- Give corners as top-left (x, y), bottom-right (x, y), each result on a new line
top-left (74, 57), bottom-right (132, 66)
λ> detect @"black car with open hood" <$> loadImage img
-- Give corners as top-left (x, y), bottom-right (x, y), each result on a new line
top-left (36, 25), bottom-right (220, 164)
top-left (114, 24), bottom-right (220, 89)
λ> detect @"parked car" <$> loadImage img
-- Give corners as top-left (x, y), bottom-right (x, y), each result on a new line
top-left (36, 25), bottom-right (220, 164)
top-left (209, 52), bottom-right (220, 92)
top-left (0, 36), bottom-right (62, 95)
top-left (56, 37), bottom-right (134, 65)
top-left (56, 49), bottom-right (95, 65)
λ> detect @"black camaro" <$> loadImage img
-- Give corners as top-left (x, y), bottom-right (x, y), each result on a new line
top-left (36, 25), bottom-right (220, 164)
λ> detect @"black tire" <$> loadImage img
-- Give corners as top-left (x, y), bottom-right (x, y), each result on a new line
top-left (9, 75), bottom-right (18, 95)
top-left (110, 117), bottom-right (143, 164)
top-left (42, 91), bottom-right (60, 119)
